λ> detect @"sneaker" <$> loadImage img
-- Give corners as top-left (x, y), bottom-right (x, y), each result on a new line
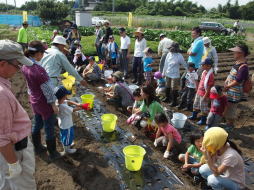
top-left (64, 146), bottom-right (77, 154)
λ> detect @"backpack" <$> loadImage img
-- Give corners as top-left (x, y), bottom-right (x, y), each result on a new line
top-left (239, 64), bottom-right (252, 93)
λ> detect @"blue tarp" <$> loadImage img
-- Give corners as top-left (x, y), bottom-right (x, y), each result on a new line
top-left (0, 15), bottom-right (42, 27)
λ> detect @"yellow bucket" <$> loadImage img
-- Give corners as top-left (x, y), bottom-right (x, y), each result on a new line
top-left (61, 72), bottom-right (69, 78)
top-left (62, 79), bottom-right (74, 91)
top-left (95, 56), bottom-right (99, 62)
top-left (80, 94), bottom-right (95, 109)
top-left (123, 145), bottom-right (146, 171)
top-left (101, 114), bottom-right (118, 132)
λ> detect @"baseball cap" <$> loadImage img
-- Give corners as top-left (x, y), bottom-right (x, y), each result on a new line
top-left (119, 27), bottom-right (126, 32)
top-left (54, 86), bottom-right (71, 100)
top-left (201, 58), bottom-right (213, 66)
top-left (188, 63), bottom-right (195, 68)
top-left (0, 40), bottom-right (33, 66)
top-left (159, 33), bottom-right (166, 38)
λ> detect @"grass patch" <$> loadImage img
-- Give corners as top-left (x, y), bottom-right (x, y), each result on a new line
top-left (0, 25), bottom-right (18, 41)
top-left (81, 35), bottom-right (159, 56)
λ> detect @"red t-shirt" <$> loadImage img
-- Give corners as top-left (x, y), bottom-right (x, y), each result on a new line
top-left (210, 96), bottom-right (227, 116)
top-left (197, 70), bottom-right (215, 97)
top-left (159, 124), bottom-right (182, 144)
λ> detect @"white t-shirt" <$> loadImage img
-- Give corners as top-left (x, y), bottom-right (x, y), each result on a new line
top-left (216, 145), bottom-right (245, 188)
top-left (134, 38), bottom-right (146, 57)
top-left (57, 101), bottom-right (74, 129)
top-left (185, 70), bottom-right (198, 89)
top-left (120, 35), bottom-right (131, 50)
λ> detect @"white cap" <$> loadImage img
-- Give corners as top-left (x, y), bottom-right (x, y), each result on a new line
top-left (0, 40), bottom-right (33, 66)
top-left (52, 36), bottom-right (67, 46)
top-left (203, 37), bottom-right (211, 45)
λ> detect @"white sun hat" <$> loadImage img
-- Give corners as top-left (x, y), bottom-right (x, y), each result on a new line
top-left (52, 36), bottom-right (67, 46)
top-left (203, 37), bottom-right (211, 45)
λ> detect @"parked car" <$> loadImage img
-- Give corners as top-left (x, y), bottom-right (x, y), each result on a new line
top-left (199, 22), bottom-right (229, 35)
top-left (92, 17), bottom-right (109, 26)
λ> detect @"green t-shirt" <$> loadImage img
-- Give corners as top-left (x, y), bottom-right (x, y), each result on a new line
top-left (140, 100), bottom-right (164, 121)
top-left (17, 27), bottom-right (28, 43)
top-left (187, 144), bottom-right (203, 162)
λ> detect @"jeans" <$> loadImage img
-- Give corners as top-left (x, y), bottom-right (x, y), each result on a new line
top-left (178, 154), bottom-right (199, 174)
top-left (132, 57), bottom-right (143, 80)
top-left (199, 164), bottom-right (241, 190)
top-left (96, 44), bottom-right (102, 59)
top-left (32, 114), bottom-right (56, 141)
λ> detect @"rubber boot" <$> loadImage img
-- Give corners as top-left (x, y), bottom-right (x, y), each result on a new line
top-left (197, 116), bottom-right (207, 125)
top-left (163, 88), bottom-right (171, 103)
top-left (188, 111), bottom-right (198, 120)
top-left (170, 90), bottom-right (178, 107)
top-left (64, 146), bottom-right (77, 154)
top-left (46, 138), bottom-right (64, 161)
top-left (32, 133), bottom-right (47, 154)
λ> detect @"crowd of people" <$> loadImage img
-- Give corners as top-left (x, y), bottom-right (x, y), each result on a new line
top-left (0, 20), bottom-right (251, 189)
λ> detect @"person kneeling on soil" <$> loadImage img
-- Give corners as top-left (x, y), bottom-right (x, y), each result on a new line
top-left (107, 71), bottom-right (134, 112)
top-left (154, 113), bottom-right (182, 158)
top-left (104, 76), bottom-right (115, 98)
top-left (54, 86), bottom-right (83, 154)
top-left (82, 56), bottom-right (101, 82)
top-left (199, 127), bottom-right (245, 190)
top-left (178, 132), bottom-right (204, 177)
top-left (189, 58), bottom-right (214, 125)
top-left (127, 88), bottom-right (143, 114)
top-left (205, 85), bottom-right (227, 131)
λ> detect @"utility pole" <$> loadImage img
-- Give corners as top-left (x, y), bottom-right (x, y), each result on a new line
top-left (13, 0), bottom-right (16, 8)
top-left (112, 0), bottom-right (115, 13)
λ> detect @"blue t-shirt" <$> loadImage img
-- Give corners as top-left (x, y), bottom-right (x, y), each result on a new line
top-left (143, 57), bottom-right (153, 72)
top-left (188, 37), bottom-right (204, 69)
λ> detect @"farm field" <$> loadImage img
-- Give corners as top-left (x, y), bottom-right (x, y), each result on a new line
top-left (1, 20), bottom-right (254, 189)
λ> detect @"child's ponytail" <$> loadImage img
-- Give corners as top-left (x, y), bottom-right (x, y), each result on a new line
top-left (227, 140), bottom-right (242, 155)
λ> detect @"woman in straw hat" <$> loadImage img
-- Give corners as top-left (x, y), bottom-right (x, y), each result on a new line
top-left (132, 27), bottom-right (147, 85)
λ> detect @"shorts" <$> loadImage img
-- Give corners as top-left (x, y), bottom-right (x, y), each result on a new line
top-left (166, 77), bottom-right (180, 90)
top-left (144, 71), bottom-right (153, 82)
top-left (224, 102), bottom-right (238, 120)
top-left (193, 94), bottom-right (210, 114)
top-left (206, 112), bottom-right (222, 127)
top-left (60, 126), bottom-right (74, 146)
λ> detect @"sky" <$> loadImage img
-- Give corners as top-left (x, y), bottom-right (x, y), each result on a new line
top-left (0, 0), bottom-right (252, 9)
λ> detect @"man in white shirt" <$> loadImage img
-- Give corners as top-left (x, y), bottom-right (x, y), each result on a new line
top-left (158, 34), bottom-right (173, 73)
top-left (119, 28), bottom-right (131, 78)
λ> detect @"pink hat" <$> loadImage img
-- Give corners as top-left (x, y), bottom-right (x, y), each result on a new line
top-left (154, 71), bottom-right (163, 79)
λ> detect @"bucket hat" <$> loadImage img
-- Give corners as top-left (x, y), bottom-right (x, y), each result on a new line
top-left (0, 40), bottom-right (33, 66)
top-left (74, 49), bottom-right (82, 55)
top-left (52, 36), bottom-right (67, 46)
top-left (203, 37), bottom-right (211, 45)
top-left (134, 27), bottom-right (144, 35)
top-left (112, 71), bottom-right (123, 80)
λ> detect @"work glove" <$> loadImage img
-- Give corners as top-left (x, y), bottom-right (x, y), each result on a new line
top-left (163, 150), bottom-right (170, 158)
top-left (6, 160), bottom-right (22, 179)
top-left (140, 120), bottom-right (147, 128)
top-left (154, 136), bottom-right (165, 147)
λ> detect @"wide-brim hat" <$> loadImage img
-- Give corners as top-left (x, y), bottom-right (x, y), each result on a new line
top-left (52, 36), bottom-right (67, 46)
top-left (168, 42), bottom-right (181, 53)
top-left (134, 27), bottom-right (144, 35)
top-left (203, 37), bottom-right (211, 45)
top-left (112, 71), bottom-right (123, 80)
top-left (229, 46), bottom-right (243, 53)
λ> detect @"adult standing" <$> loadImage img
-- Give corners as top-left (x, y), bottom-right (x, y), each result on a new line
top-left (22, 41), bottom-right (63, 160)
top-left (104, 21), bottom-right (113, 44)
top-left (188, 27), bottom-right (204, 72)
top-left (17, 21), bottom-right (29, 51)
top-left (199, 127), bottom-right (245, 190)
top-left (95, 23), bottom-right (104, 60)
top-left (224, 44), bottom-right (250, 129)
top-left (158, 34), bottom-right (173, 73)
top-left (41, 36), bottom-right (87, 87)
top-left (202, 37), bottom-right (219, 74)
top-left (163, 42), bottom-right (187, 106)
top-left (0, 40), bottom-right (36, 189)
top-left (119, 27), bottom-right (131, 78)
top-left (133, 27), bottom-right (147, 85)
top-left (67, 24), bottom-right (81, 49)
top-left (63, 20), bottom-right (72, 38)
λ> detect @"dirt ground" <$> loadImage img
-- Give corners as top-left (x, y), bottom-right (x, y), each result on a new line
top-left (10, 53), bottom-right (254, 189)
